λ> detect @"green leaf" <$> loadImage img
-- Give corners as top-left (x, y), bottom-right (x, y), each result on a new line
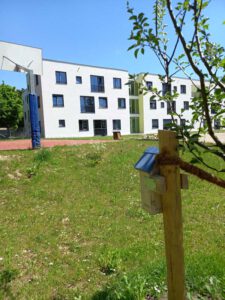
top-left (190, 157), bottom-right (200, 165)
top-left (134, 48), bottom-right (139, 58)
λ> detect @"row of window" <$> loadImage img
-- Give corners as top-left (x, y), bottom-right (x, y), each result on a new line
top-left (151, 119), bottom-right (221, 129)
top-left (52, 95), bottom-right (126, 111)
top-left (145, 81), bottom-right (187, 94)
top-left (58, 119), bottom-right (122, 131)
top-left (150, 100), bottom-right (189, 111)
top-left (54, 71), bottom-right (122, 92)
top-left (151, 119), bottom-right (186, 129)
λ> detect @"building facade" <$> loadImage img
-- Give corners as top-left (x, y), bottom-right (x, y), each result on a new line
top-left (23, 58), bottom-right (219, 138)
top-left (24, 59), bottom-right (130, 138)
top-left (129, 74), bottom-right (200, 134)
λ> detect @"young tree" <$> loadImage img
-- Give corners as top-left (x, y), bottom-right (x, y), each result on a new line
top-left (127, 0), bottom-right (225, 172)
top-left (0, 82), bottom-right (23, 136)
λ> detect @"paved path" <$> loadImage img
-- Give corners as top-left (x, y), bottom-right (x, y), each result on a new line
top-left (200, 132), bottom-right (225, 144)
top-left (0, 139), bottom-right (112, 151)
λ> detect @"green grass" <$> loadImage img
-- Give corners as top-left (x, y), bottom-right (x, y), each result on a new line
top-left (0, 140), bottom-right (224, 299)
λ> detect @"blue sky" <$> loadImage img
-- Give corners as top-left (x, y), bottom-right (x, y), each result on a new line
top-left (1, 0), bottom-right (225, 89)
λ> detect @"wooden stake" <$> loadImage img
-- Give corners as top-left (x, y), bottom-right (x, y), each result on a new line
top-left (158, 130), bottom-right (185, 300)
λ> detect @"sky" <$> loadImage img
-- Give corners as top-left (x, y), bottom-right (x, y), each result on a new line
top-left (1, 0), bottom-right (225, 89)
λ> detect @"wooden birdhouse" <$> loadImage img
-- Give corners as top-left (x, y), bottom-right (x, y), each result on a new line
top-left (134, 147), bottom-right (165, 214)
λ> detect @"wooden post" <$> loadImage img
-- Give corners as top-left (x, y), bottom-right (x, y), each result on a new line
top-left (158, 130), bottom-right (185, 300)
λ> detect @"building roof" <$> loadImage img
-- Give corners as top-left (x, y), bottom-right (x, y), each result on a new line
top-left (43, 58), bottom-right (128, 73)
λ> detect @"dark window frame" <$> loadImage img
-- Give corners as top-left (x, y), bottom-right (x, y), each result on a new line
top-left (76, 76), bottom-right (82, 84)
top-left (80, 96), bottom-right (95, 113)
top-left (113, 119), bottom-right (121, 130)
top-left (180, 84), bottom-right (186, 94)
top-left (118, 98), bottom-right (126, 109)
top-left (162, 83), bottom-right (171, 96)
top-left (55, 71), bottom-right (67, 84)
top-left (167, 101), bottom-right (176, 114)
top-left (90, 75), bottom-right (105, 92)
top-left (150, 99), bottom-right (157, 109)
top-left (183, 101), bottom-right (189, 110)
top-left (79, 120), bottom-right (89, 131)
top-left (146, 81), bottom-right (153, 90)
top-left (161, 102), bottom-right (165, 108)
top-left (99, 97), bottom-right (108, 109)
top-left (181, 119), bottom-right (186, 126)
top-left (59, 119), bottom-right (65, 127)
top-left (53, 94), bottom-right (64, 107)
top-left (113, 78), bottom-right (122, 89)
top-left (152, 119), bottom-right (159, 129)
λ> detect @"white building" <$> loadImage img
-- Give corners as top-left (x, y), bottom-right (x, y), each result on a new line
top-left (23, 57), bottom-right (220, 138)
top-left (129, 74), bottom-right (200, 134)
top-left (24, 59), bottom-right (130, 138)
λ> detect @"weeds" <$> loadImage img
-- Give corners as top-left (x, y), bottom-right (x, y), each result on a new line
top-left (98, 250), bottom-right (122, 275)
top-left (0, 140), bottom-right (225, 299)
top-left (0, 268), bottom-right (18, 299)
top-left (26, 148), bottom-right (51, 177)
top-left (84, 143), bottom-right (106, 167)
top-left (34, 148), bottom-right (51, 163)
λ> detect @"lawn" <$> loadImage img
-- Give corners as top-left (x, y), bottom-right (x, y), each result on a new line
top-left (0, 140), bottom-right (224, 299)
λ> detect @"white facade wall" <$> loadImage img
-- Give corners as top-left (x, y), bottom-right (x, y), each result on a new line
top-left (23, 55), bottom-right (216, 138)
top-left (38, 60), bottom-right (130, 138)
top-left (140, 74), bottom-right (197, 134)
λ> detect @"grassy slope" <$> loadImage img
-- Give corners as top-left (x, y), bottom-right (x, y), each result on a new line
top-left (0, 140), bottom-right (224, 299)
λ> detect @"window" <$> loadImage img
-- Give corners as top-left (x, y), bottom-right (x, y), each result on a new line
top-left (162, 83), bottom-right (171, 96)
top-left (35, 75), bottom-right (39, 85)
top-left (146, 81), bottom-right (153, 90)
top-left (99, 97), bottom-right (108, 109)
top-left (37, 96), bottom-right (40, 108)
top-left (181, 119), bottom-right (186, 126)
top-left (130, 99), bottom-right (139, 114)
top-left (167, 101), bottom-right (176, 114)
top-left (76, 76), bottom-right (82, 84)
top-left (129, 81), bottom-right (139, 96)
top-left (79, 120), bottom-right (89, 131)
top-left (180, 85), bottom-right (186, 94)
top-left (214, 119), bottom-right (221, 129)
top-left (113, 78), bottom-right (122, 89)
top-left (152, 119), bottom-right (159, 129)
top-left (150, 99), bottom-right (157, 109)
top-left (161, 102), bottom-right (165, 108)
top-left (59, 120), bottom-right (65, 127)
top-left (118, 98), bottom-right (126, 109)
top-left (53, 94), bottom-right (64, 107)
top-left (183, 101), bottom-right (189, 110)
top-left (173, 86), bottom-right (177, 93)
top-left (211, 103), bottom-right (220, 114)
top-left (80, 96), bottom-right (95, 113)
top-left (91, 75), bottom-right (104, 92)
top-left (113, 119), bottom-right (121, 130)
top-left (56, 71), bottom-right (67, 84)
top-left (163, 119), bottom-right (172, 130)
